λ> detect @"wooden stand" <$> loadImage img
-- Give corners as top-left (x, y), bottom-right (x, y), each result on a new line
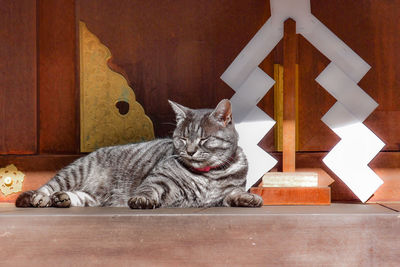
top-left (282, 18), bottom-right (297, 173)
top-left (251, 187), bottom-right (331, 205)
top-left (253, 19), bottom-right (331, 206)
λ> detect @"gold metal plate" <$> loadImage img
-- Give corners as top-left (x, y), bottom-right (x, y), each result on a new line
top-left (79, 21), bottom-right (154, 152)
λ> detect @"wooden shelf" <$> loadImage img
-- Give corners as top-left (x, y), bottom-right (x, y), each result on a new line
top-left (0, 203), bottom-right (398, 266)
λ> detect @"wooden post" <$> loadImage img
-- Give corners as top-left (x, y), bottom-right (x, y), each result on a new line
top-left (282, 19), bottom-right (297, 172)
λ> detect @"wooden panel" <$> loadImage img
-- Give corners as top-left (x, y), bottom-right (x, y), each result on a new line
top-left (251, 186), bottom-right (331, 205)
top-left (363, 0), bottom-right (400, 151)
top-left (1, 205), bottom-right (399, 266)
top-left (38, 0), bottom-right (78, 153)
top-left (0, 0), bottom-right (37, 154)
top-left (282, 19), bottom-right (297, 171)
top-left (77, 0), bottom-right (271, 137)
top-left (76, 0), bottom-right (400, 153)
top-left (297, 0), bottom-right (400, 151)
top-left (297, 35), bottom-right (338, 151)
top-left (0, 155), bottom-right (81, 202)
top-left (257, 50), bottom-right (276, 152)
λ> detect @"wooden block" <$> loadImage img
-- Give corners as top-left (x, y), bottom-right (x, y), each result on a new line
top-left (251, 187), bottom-right (331, 205)
top-left (262, 172), bottom-right (318, 187)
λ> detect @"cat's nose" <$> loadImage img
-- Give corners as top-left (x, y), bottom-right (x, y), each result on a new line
top-left (187, 150), bottom-right (196, 156)
top-left (186, 143), bottom-right (197, 156)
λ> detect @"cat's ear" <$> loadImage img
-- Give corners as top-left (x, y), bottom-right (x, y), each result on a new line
top-left (210, 99), bottom-right (232, 127)
top-left (168, 100), bottom-right (188, 122)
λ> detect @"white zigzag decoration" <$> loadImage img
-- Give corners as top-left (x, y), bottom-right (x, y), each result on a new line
top-left (221, 0), bottom-right (384, 200)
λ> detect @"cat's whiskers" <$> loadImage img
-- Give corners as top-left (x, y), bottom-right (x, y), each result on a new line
top-left (218, 157), bottom-right (234, 169)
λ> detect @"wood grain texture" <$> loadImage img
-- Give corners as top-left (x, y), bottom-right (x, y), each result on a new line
top-left (251, 186), bottom-right (331, 205)
top-left (0, 0), bottom-right (37, 154)
top-left (77, 0), bottom-right (271, 137)
top-left (297, 34), bottom-right (338, 151)
top-left (301, 0), bottom-right (400, 151)
top-left (363, 0), bottom-right (400, 151)
top-left (257, 50), bottom-right (276, 152)
top-left (0, 205), bottom-right (399, 266)
top-left (282, 19), bottom-right (297, 172)
top-left (38, 0), bottom-right (78, 153)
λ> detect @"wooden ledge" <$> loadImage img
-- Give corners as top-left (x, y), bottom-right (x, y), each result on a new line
top-left (0, 203), bottom-right (396, 215)
top-left (1, 204), bottom-right (399, 266)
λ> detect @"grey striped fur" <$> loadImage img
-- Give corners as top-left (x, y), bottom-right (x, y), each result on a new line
top-left (16, 99), bottom-right (263, 208)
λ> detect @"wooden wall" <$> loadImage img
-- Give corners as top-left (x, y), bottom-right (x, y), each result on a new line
top-left (39, 0), bottom-right (78, 154)
top-left (0, 0), bottom-right (37, 154)
top-left (299, 0), bottom-right (400, 152)
top-left (1, 0), bottom-right (400, 202)
top-left (77, 0), bottom-right (271, 137)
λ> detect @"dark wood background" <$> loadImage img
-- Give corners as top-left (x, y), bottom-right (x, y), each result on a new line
top-left (1, 0), bottom-right (400, 202)
top-left (0, 0), bottom-right (37, 154)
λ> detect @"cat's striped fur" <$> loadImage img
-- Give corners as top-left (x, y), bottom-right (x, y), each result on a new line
top-left (16, 99), bottom-right (263, 209)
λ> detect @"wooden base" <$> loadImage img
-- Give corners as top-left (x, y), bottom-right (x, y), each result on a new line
top-left (251, 186), bottom-right (331, 205)
top-left (0, 204), bottom-right (398, 266)
top-left (262, 172), bottom-right (318, 187)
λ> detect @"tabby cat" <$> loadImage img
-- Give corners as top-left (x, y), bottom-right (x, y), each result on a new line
top-left (16, 99), bottom-right (263, 209)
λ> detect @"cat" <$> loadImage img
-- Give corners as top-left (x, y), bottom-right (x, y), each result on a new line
top-left (15, 99), bottom-right (263, 209)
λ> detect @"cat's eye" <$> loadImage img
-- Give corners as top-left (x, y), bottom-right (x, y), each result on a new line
top-left (179, 137), bottom-right (187, 144)
top-left (200, 137), bottom-right (209, 146)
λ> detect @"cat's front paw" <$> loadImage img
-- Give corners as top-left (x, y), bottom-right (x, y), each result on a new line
top-left (224, 192), bottom-right (263, 207)
top-left (128, 195), bottom-right (160, 209)
top-left (51, 192), bottom-right (71, 208)
top-left (31, 192), bottom-right (52, 207)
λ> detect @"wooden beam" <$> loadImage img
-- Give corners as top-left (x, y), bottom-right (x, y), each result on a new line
top-left (282, 19), bottom-right (297, 172)
top-left (274, 64), bottom-right (283, 151)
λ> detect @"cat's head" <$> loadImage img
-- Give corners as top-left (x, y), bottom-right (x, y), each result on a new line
top-left (169, 99), bottom-right (238, 170)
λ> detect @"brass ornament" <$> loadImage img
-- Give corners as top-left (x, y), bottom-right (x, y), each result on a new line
top-left (79, 21), bottom-right (155, 152)
top-left (0, 164), bottom-right (25, 196)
